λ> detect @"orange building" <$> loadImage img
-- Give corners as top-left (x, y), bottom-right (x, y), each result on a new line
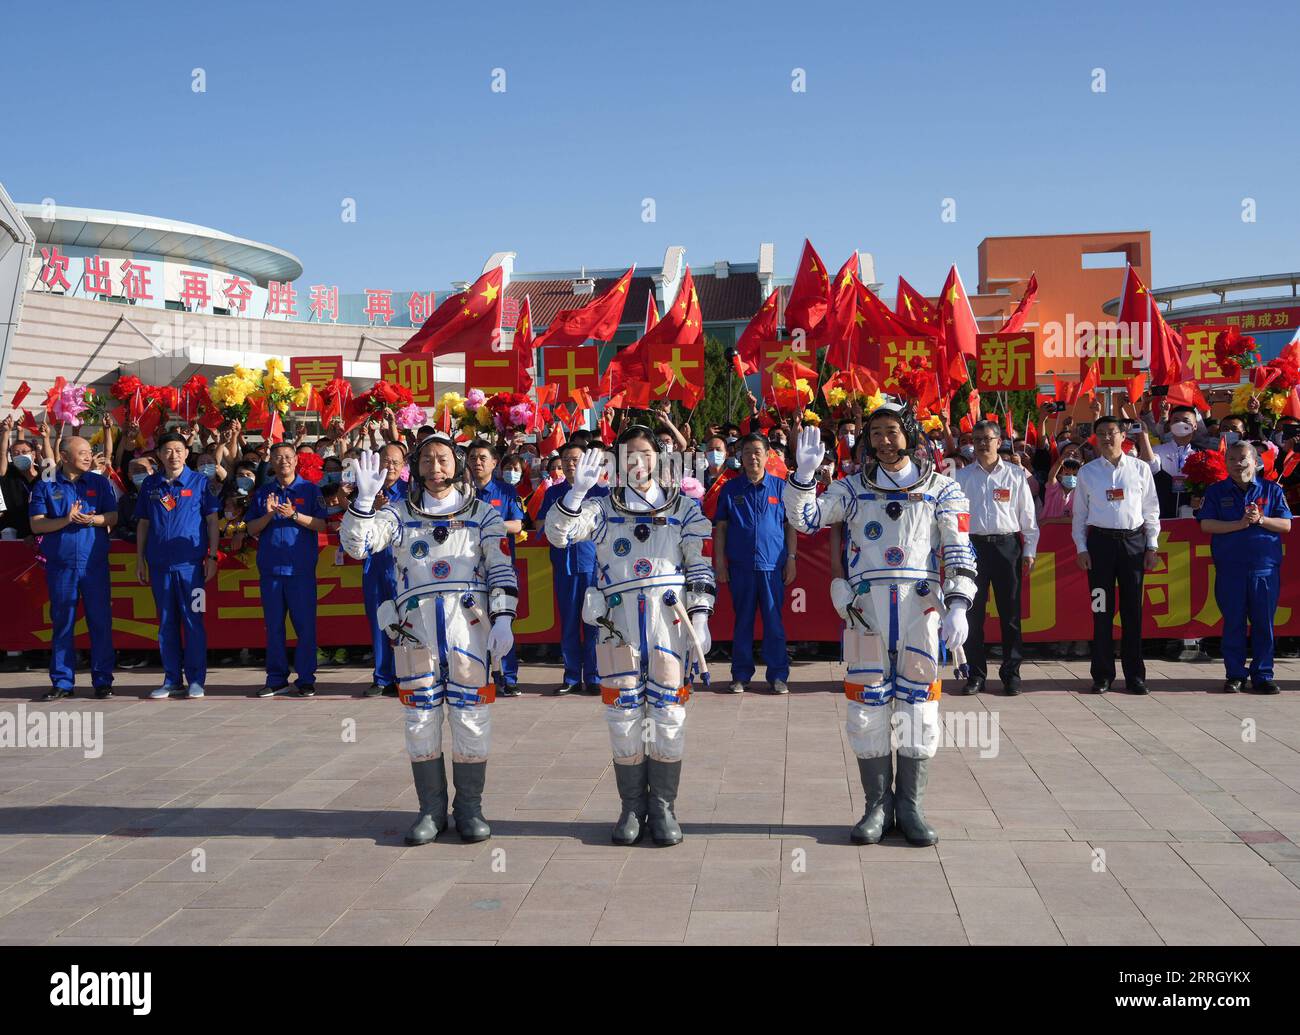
top-left (966, 231), bottom-right (1151, 379)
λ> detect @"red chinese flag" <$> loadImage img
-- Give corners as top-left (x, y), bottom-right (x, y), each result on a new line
top-left (1165, 380), bottom-right (1209, 414)
top-left (820, 254), bottom-right (862, 355)
top-left (19, 408), bottom-right (39, 433)
top-left (624, 380), bottom-right (652, 409)
top-left (998, 273), bottom-right (1038, 333)
top-left (570, 387), bottom-right (594, 412)
top-left (598, 413), bottom-right (615, 446)
top-left (1078, 357), bottom-right (1101, 400)
top-left (1117, 264), bottom-right (1187, 387)
top-left (1004, 412), bottom-right (1015, 439)
top-left (1025, 420), bottom-right (1039, 447)
top-left (138, 401), bottom-right (163, 442)
top-left (514, 295), bottom-right (537, 394)
top-left (401, 266), bottom-right (503, 357)
top-left (247, 394), bottom-right (269, 431)
top-left (536, 382), bottom-right (559, 407)
top-left (534, 267), bottom-right (635, 347)
top-left (967, 388), bottom-right (982, 422)
top-left (735, 289), bottom-right (779, 375)
top-left (640, 267), bottom-right (703, 347)
top-left (895, 277), bottom-right (942, 336)
top-left (266, 410), bottom-right (285, 444)
top-left (1285, 389), bottom-right (1300, 421)
top-left (10, 381), bottom-right (30, 409)
top-left (1126, 372), bottom-right (1146, 407)
top-left (539, 422), bottom-right (565, 456)
top-left (959, 413), bottom-right (973, 434)
top-left (783, 239), bottom-right (830, 340)
top-left (43, 376), bottom-right (67, 419)
top-left (938, 266), bottom-right (978, 358)
top-left (644, 291), bottom-right (659, 335)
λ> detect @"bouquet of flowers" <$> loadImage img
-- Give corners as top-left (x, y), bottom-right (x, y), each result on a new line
top-left (484, 391), bottom-right (535, 435)
top-left (296, 452), bottom-right (324, 484)
top-left (1214, 327), bottom-right (1263, 379)
top-left (395, 402), bottom-right (427, 430)
top-left (432, 391), bottom-right (486, 435)
top-left (53, 385), bottom-right (88, 425)
top-left (1182, 449), bottom-right (1228, 496)
top-left (895, 358), bottom-right (937, 406)
top-left (210, 365), bottom-right (262, 421)
top-left (358, 378), bottom-right (414, 419)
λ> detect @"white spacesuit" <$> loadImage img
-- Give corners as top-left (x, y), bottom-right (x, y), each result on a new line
top-left (544, 429), bottom-right (715, 846)
top-left (341, 435), bottom-right (517, 845)
top-left (785, 406), bottom-right (976, 846)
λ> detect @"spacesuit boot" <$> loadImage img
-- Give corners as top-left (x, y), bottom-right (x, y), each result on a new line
top-left (451, 761), bottom-right (492, 843)
top-left (406, 757), bottom-right (448, 845)
top-left (646, 758), bottom-right (683, 846)
top-left (612, 760), bottom-right (649, 845)
top-left (850, 755), bottom-right (894, 845)
top-left (894, 754), bottom-right (938, 846)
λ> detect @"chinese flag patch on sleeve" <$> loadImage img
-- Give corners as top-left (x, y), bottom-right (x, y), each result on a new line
top-left (957, 513), bottom-right (971, 532)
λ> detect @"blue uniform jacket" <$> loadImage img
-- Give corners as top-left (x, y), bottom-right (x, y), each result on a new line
top-left (138, 467), bottom-right (221, 571)
top-left (1199, 476), bottom-right (1292, 573)
top-left (29, 469), bottom-right (116, 571)
top-left (249, 477), bottom-right (325, 577)
top-left (714, 471), bottom-right (789, 572)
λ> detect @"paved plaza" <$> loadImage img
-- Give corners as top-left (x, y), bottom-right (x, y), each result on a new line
top-left (1, 657), bottom-right (1300, 946)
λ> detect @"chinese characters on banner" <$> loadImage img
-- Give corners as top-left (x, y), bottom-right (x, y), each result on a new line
top-left (289, 356), bottom-right (344, 391)
top-left (649, 342), bottom-right (705, 401)
top-left (1079, 330), bottom-right (1138, 386)
top-left (381, 354), bottom-right (437, 406)
top-left (542, 346), bottom-right (600, 398)
top-left (871, 336), bottom-right (935, 392)
top-left (1178, 326), bottom-right (1243, 384)
top-left (1170, 308), bottom-right (1299, 334)
top-left (758, 339), bottom-right (815, 398)
top-left (465, 348), bottom-right (520, 397)
top-left (976, 333), bottom-right (1036, 392)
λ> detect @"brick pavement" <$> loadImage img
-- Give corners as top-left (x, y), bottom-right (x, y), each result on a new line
top-left (1, 658), bottom-right (1298, 945)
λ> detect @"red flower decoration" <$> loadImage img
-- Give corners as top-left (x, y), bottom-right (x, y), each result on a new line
top-left (296, 452), bottom-right (324, 484)
top-left (1182, 449), bottom-right (1228, 495)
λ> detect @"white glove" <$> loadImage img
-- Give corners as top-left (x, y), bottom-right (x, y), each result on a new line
top-left (486, 615), bottom-right (514, 661)
top-left (794, 425), bottom-right (826, 483)
top-left (563, 448), bottom-right (603, 510)
top-left (691, 613), bottom-right (712, 657)
top-left (941, 600), bottom-right (969, 652)
top-left (350, 450), bottom-right (385, 511)
top-left (830, 578), bottom-right (854, 619)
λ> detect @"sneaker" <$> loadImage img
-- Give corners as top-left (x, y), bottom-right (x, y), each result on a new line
top-left (119, 655), bottom-right (147, 670)
top-left (94, 686), bottom-right (114, 700)
top-left (770, 679), bottom-right (789, 695)
top-left (499, 684), bottom-right (523, 697)
top-left (331, 648), bottom-right (347, 665)
top-left (150, 684), bottom-right (181, 700)
top-left (382, 683), bottom-right (399, 697)
top-left (186, 683), bottom-right (205, 699)
top-left (728, 680), bottom-right (746, 695)
top-left (39, 687), bottom-right (73, 702)
top-left (296, 684), bottom-right (316, 698)
top-left (363, 682), bottom-right (383, 698)
top-left (256, 684), bottom-right (287, 698)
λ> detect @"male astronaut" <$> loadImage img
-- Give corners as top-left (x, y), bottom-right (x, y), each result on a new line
top-left (341, 433), bottom-right (517, 845)
top-left (785, 404), bottom-right (977, 846)
top-left (544, 427), bottom-right (715, 847)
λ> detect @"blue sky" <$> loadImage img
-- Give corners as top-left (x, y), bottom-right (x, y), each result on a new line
top-left (3, 0), bottom-right (1296, 296)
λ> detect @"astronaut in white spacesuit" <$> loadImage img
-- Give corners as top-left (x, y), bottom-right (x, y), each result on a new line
top-left (544, 428), bottom-right (715, 846)
top-left (342, 434), bottom-right (516, 845)
top-left (784, 403), bottom-right (976, 846)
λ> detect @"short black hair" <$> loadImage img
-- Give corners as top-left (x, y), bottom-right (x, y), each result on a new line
top-left (738, 432), bottom-right (769, 451)
top-left (156, 432), bottom-right (188, 450)
top-left (559, 441), bottom-right (587, 458)
top-left (269, 441), bottom-right (297, 458)
top-left (466, 438), bottom-right (497, 458)
top-left (1169, 405), bottom-right (1198, 419)
top-left (1093, 415), bottom-right (1125, 435)
top-left (971, 420), bottom-right (1003, 440)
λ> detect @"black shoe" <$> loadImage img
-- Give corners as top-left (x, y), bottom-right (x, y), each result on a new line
top-left (554, 683), bottom-right (578, 697)
top-left (363, 682), bottom-right (383, 697)
top-left (383, 683), bottom-right (399, 697)
top-left (1002, 676), bottom-right (1021, 697)
top-left (580, 682), bottom-right (601, 696)
top-left (499, 684), bottom-right (522, 697)
top-left (256, 684), bottom-right (285, 698)
top-left (1089, 679), bottom-right (1110, 694)
top-left (39, 687), bottom-right (73, 702)
top-left (1250, 680), bottom-right (1280, 695)
top-left (1222, 678), bottom-right (1245, 694)
top-left (296, 684), bottom-right (316, 698)
top-left (93, 686), bottom-right (114, 700)
top-left (1125, 679), bottom-right (1149, 696)
top-left (961, 677), bottom-right (985, 696)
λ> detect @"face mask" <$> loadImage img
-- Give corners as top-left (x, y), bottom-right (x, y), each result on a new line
top-left (726, 435), bottom-right (737, 445)
top-left (321, 474), bottom-right (341, 488)
top-left (659, 442), bottom-right (673, 453)
top-left (843, 434), bottom-right (855, 448)
top-left (199, 463), bottom-right (216, 478)
top-left (324, 504), bottom-right (345, 515)
top-left (707, 449), bottom-right (725, 466)
top-left (726, 456), bottom-right (741, 470)
top-left (959, 445), bottom-right (974, 459)
top-left (770, 439), bottom-right (785, 450)
top-left (131, 472), bottom-right (148, 487)
top-left (502, 469), bottom-right (521, 485)
top-left (12, 454), bottom-right (32, 472)
top-left (236, 476), bottom-right (254, 493)
top-left (1170, 420), bottom-right (1194, 438)
top-left (1060, 475), bottom-right (1078, 490)
top-left (1224, 431), bottom-right (1240, 445)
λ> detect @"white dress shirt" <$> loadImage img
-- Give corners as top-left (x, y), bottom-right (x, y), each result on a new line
top-left (954, 458), bottom-right (1040, 558)
top-left (1071, 453), bottom-right (1161, 553)
top-left (1148, 438), bottom-right (1196, 482)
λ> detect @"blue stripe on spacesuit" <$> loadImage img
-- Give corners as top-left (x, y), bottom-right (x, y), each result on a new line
top-left (435, 596), bottom-right (449, 688)
top-left (638, 592), bottom-right (649, 682)
top-left (606, 516), bottom-right (683, 526)
top-left (801, 501), bottom-right (822, 533)
top-left (888, 585), bottom-right (899, 654)
top-left (602, 575), bottom-right (686, 594)
top-left (905, 645), bottom-right (935, 664)
top-left (452, 645), bottom-right (484, 666)
top-left (654, 645), bottom-right (682, 661)
top-left (856, 492), bottom-right (938, 503)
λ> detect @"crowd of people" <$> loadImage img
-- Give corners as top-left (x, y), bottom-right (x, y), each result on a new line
top-left (0, 386), bottom-right (1297, 707)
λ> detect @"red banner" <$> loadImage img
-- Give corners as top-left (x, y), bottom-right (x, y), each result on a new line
top-left (1177, 326), bottom-right (1240, 385)
top-left (289, 355), bottom-right (343, 391)
top-left (976, 333), bottom-right (1036, 392)
top-left (380, 354), bottom-right (437, 406)
top-left (0, 523), bottom-right (1294, 650)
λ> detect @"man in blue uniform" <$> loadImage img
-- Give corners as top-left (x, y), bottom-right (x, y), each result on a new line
top-left (247, 442), bottom-right (326, 698)
top-left (467, 439), bottom-right (525, 696)
top-left (714, 433), bottom-right (795, 695)
top-left (360, 441), bottom-right (407, 698)
top-left (29, 435), bottom-right (118, 700)
top-left (1198, 440), bottom-right (1293, 694)
top-left (537, 440), bottom-right (608, 695)
top-left (136, 432), bottom-right (221, 699)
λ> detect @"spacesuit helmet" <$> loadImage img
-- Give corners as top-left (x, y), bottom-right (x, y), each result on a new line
top-left (409, 432), bottom-right (466, 503)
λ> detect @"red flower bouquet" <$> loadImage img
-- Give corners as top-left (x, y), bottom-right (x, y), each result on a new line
top-left (1182, 449), bottom-right (1227, 496)
top-left (296, 452), bottom-right (324, 484)
top-left (1214, 327), bottom-right (1262, 380)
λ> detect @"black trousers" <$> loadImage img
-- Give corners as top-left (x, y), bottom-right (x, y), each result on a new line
top-left (1086, 526), bottom-right (1147, 684)
top-left (965, 533), bottom-right (1023, 682)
